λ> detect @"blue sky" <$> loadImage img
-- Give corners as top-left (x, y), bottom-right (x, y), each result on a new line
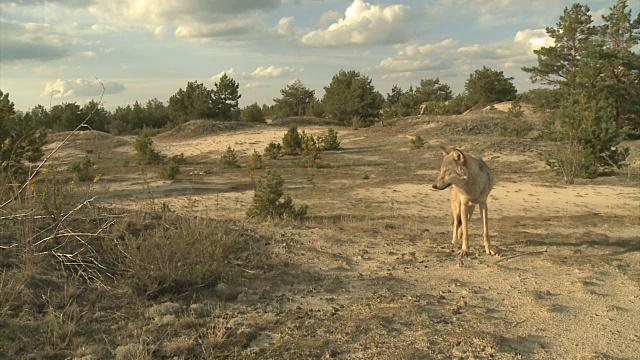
top-left (0, 0), bottom-right (632, 111)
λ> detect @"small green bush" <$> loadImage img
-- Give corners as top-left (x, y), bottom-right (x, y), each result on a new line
top-left (159, 160), bottom-right (180, 180)
top-left (545, 142), bottom-right (599, 184)
top-left (168, 153), bottom-right (186, 164)
top-left (133, 133), bottom-right (164, 165)
top-left (282, 125), bottom-right (302, 155)
top-left (295, 131), bottom-right (324, 168)
top-left (319, 128), bottom-right (341, 151)
top-left (409, 135), bottom-right (425, 150)
top-left (498, 117), bottom-right (533, 138)
top-left (246, 169), bottom-right (307, 221)
top-left (507, 100), bottom-right (525, 118)
top-left (68, 155), bottom-right (95, 181)
top-left (249, 149), bottom-right (263, 170)
top-left (264, 142), bottom-right (283, 160)
top-left (220, 146), bottom-right (240, 168)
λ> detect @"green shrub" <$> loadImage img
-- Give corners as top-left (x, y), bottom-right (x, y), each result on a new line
top-left (220, 146), bottom-right (240, 168)
top-left (498, 117), bottom-right (533, 138)
top-left (168, 153), bottom-right (186, 164)
top-left (409, 135), bottom-right (425, 150)
top-left (282, 125), bottom-right (302, 155)
top-left (295, 133), bottom-right (324, 168)
top-left (133, 133), bottom-right (164, 165)
top-left (249, 150), bottom-right (263, 170)
top-left (319, 128), bottom-right (341, 150)
top-left (67, 156), bottom-right (95, 181)
top-left (240, 103), bottom-right (265, 123)
top-left (264, 142), bottom-right (282, 160)
top-left (543, 92), bottom-right (629, 182)
top-left (159, 160), bottom-right (180, 180)
top-left (246, 169), bottom-right (307, 221)
top-left (507, 100), bottom-right (525, 118)
top-left (545, 142), bottom-right (599, 184)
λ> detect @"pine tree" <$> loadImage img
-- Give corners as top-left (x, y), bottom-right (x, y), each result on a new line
top-left (212, 73), bottom-right (241, 120)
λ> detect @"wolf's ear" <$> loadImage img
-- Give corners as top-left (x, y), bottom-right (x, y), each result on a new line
top-left (440, 146), bottom-right (450, 155)
top-left (451, 149), bottom-right (465, 165)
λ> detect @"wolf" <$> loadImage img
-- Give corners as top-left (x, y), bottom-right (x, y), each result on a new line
top-left (432, 146), bottom-right (495, 256)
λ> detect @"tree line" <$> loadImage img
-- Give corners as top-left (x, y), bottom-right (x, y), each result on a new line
top-left (1, 0), bottom-right (638, 181)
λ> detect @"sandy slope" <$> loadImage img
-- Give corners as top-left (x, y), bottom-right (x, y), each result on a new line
top-left (42, 116), bottom-right (640, 359)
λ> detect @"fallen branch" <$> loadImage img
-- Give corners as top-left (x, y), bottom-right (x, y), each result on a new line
top-left (494, 246), bottom-right (549, 264)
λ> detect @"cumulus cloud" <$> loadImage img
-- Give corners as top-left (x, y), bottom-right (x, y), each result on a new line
top-left (374, 39), bottom-right (457, 73)
top-left (175, 19), bottom-right (256, 39)
top-left (244, 66), bottom-right (303, 79)
top-left (87, 0), bottom-right (282, 41)
top-left (300, 0), bottom-right (415, 47)
top-left (0, 20), bottom-right (71, 62)
top-left (514, 29), bottom-right (554, 53)
top-left (428, 0), bottom-right (562, 14)
top-left (244, 82), bottom-right (267, 89)
top-left (42, 78), bottom-right (126, 99)
top-left (374, 29), bottom-right (551, 77)
top-left (318, 10), bottom-right (341, 27)
top-left (273, 16), bottom-right (295, 37)
top-left (211, 68), bottom-right (236, 81)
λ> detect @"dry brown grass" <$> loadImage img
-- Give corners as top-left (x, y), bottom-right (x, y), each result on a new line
top-left (1, 111), bottom-right (639, 359)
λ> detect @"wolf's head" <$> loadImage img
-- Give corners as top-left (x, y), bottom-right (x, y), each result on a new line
top-left (432, 146), bottom-right (467, 190)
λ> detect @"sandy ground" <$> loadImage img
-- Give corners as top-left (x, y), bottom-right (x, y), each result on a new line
top-left (41, 114), bottom-right (640, 358)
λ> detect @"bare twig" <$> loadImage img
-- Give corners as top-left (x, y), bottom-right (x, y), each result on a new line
top-left (494, 247), bottom-right (549, 264)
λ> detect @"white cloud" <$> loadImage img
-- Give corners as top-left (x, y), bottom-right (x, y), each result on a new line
top-left (87, 0), bottom-right (281, 41)
top-left (274, 16), bottom-right (295, 37)
top-left (80, 51), bottom-right (96, 57)
top-left (318, 10), bottom-right (341, 27)
top-left (428, 0), bottom-right (564, 14)
top-left (0, 20), bottom-right (70, 62)
top-left (514, 29), bottom-right (554, 53)
top-left (244, 66), bottom-right (303, 79)
top-left (374, 29), bottom-right (551, 78)
top-left (175, 19), bottom-right (255, 39)
top-left (300, 0), bottom-right (415, 47)
top-left (42, 78), bottom-right (126, 99)
top-left (244, 81), bottom-right (267, 89)
top-left (211, 68), bottom-right (237, 81)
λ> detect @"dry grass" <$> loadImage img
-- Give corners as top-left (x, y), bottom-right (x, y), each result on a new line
top-left (1, 112), bottom-right (639, 359)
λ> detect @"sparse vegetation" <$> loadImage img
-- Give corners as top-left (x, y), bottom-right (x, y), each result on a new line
top-left (282, 125), bottom-right (302, 155)
top-left (115, 216), bottom-right (243, 298)
top-left (67, 155), bottom-right (95, 181)
top-left (246, 169), bottom-right (307, 220)
top-left (159, 160), bottom-right (180, 180)
top-left (319, 128), bottom-right (341, 151)
top-left (249, 149), bottom-right (263, 169)
top-left (0, 2), bottom-right (638, 358)
top-left (133, 132), bottom-right (164, 165)
top-left (264, 141), bottom-right (283, 159)
top-left (498, 101), bottom-right (533, 138)
top-left (409, 135), bottom-right (425, 149)
top-left (220, 146), bottom-right (241, 168)
top-left (295, 132), bottom-right (325, 168)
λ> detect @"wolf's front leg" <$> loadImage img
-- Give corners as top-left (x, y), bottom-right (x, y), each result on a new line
top-left (480, 202), bottom-right (495, 255)
top-left (457, 202), bottom-right (469, 256)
